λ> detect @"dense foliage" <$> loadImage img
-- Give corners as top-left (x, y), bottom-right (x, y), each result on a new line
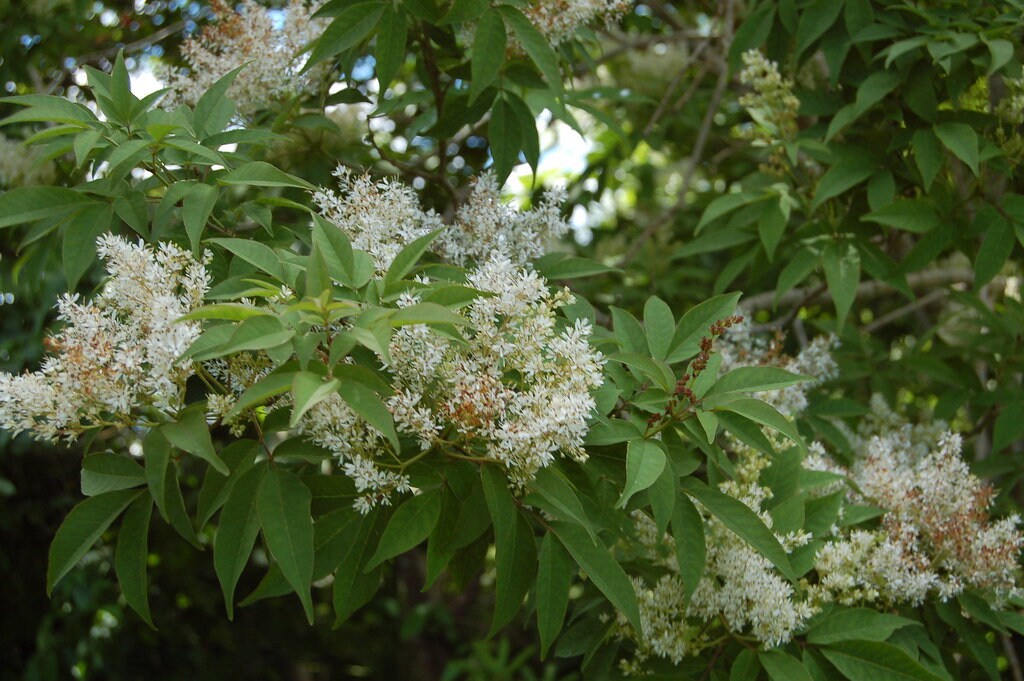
top-left (2, 0), bottom-right (1024, 679)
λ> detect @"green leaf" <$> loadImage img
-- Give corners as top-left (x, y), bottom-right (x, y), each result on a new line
top-left (1, 94), bottom-right (98, 126)
top-left (934, 122), bottom-right (979, 176)
top-left (290, 372), bottom-right (341, 427)
top-left (666, 293), bottom-right (741, 363)
top-left (731, 649), bottom-right (761, 681)
top-left (993, 401), bottom-right (1024, 455)
top-left (338, 380), bottom-right (400, 452)
top-left (470, 9), bottom-right (507, 103)
top-left (550, 521), bottom-right (642, 633)
top-left (821, 640), bottom-right (947, 681)
top-left (644, 297), bottom-right (675, 360)
top-left (62, 203), bottom-right (112, 291)
top-left (390, 302), bottom-right (470, 327)
top-left (759, 199), bottom-right (789, 260)
top-left (610, 306), bottom-right (648, 355)
top-left (0, 186), bottom-right (97, 229)
top-left (366, 489), bottom-right (440, 569)
top-left (210, 237), bottom-right (287, 281)
top-left (196, 440), bottom-right (260, 530)
top-left (986, 38), bottom-right (1014, 75)
top-left (384, 229), bottom-right (440, 290)
top-left (537, 532), bottom-right (573, 657)
top-left (81, 453), bottom-right (146, 496)
top-left (218, 161), bottom-right (316, 190)
top-left (862, 199), bottom-right (940, 233)
top-left (504, 92), bottom-right (540, 175)
top-left (671, 493), bottom-right (706, 606)
top-left (217, 315), bottom-right (295, 356)
top-left (225, 371), bottom-right (297, 418)
top-left (813, 156), bottom-right (876, 209)
top-left (374, 5), bottom-right (407, 92)
top-left (618, 440), bottom-right (667, 508)
top-left (162, 406), bottom-right (229, 475)
top-left (760, 650), bottom-right (813, 681)
top-left (481, 465), bottom-right (536, 633)
top-left (440, 0), bottom-right (488, 23)
top-left (974, 213), bottom-right (1014, 288)
top-left (912, 129), bottom-right (943, 190)
top-left (807, 608), bottom-right (916, 645)
top-left (794, 0), bottom-right (843, 60)
top-left (182, 183), bottom-right (218, 254)
top-left (822, 241), bottom-right (860, 330)
top-left (193, 66), bottom-right (242, 137)
top-left (489, 96), bottom-right (522, 183)
top-left (258, 467), bottom-right (315, 623)
top-left (115, 495), bottom-right (155, 628)
top-left (716, 398), bottom-right (804, 451)
top-left (498, 6), bottom-right (564, 95)
top-left (332, 510), bottom-right (387, 625)
top-left (679, 477), bottom-right (796, 582)
top-left (705, 366), bottom-right (806, 397)
top-left (215, 463), bottom-right (267, 620)
top-left (648, 461), bottom-right (677, 533)
top-left (306, 2), bottom-right (386, 68)
top-left (528, 467), bottom-right (596, 542)
top-left (696, 191), bottom-right (760, 231)
top-left (47, 489), bottom-right (142, 594)
top-left (774, 247), bottom-right (818, 306)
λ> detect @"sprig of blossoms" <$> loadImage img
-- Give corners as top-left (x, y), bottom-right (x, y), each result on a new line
top-left (313, 168), bottom-right (572, 272)
top-left (162, 0), bottom-right (327, 118)
top-left (812, 399), bottom-right (1024, 606)
top-left (312, 168), bottom-right (444, 274)
top-left (524, 0), bottom-right (632, 47)
top-left (0, 235), bottom-right (209, 442)
top-left (389, 254), bottom-right (605, 486)
top-left (618, 451), bottom-right (817, 671)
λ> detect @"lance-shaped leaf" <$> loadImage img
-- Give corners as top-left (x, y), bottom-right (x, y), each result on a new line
top-left (258, 467), bottom-right (315, 623)
top-left (549, 521), bottom-right (642, 633)
top-left (482, 465), bottom-right (536, 634)
top-left (162, 406), bottom-right (228, 475)
top-left (365, 488), bottom-right (441, 569)
top-left (215, 463), bottom-right (267, 619)
top-left (81, 452), bottom-right (146, 496)
top-left (48, 489), bottom-right (142, 594)
top-left (618, 439), bottom-right (667, 508)
top-left (536, 532), bottom-right (573, 657)
top-left (115, 495), bottom-right (155, 628)
top-left (679, 477), bottom-right (796, 582)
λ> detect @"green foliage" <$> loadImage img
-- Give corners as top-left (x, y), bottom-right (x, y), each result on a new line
top-left (3, 0), bottom-right (1024, 678)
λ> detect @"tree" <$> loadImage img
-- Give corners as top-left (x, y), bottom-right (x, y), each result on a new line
top-left (1, 0), bottom-right (1024, 679)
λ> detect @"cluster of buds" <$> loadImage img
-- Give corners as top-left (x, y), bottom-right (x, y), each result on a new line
top-left (691, 315), bottom-right (744, 379)
top-left (644, 315), bottom-right (744, 433)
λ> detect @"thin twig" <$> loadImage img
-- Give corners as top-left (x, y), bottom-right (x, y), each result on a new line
top-left (863, 288), bottom-right (947, 333)
top-left (1004, 634), bottom-right (1024, 681)
top-left (617, 0), bottom-right (735, 267)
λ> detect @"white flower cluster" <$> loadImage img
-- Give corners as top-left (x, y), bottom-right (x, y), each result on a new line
top-left (433, 174), bottom-right (569, 266)
top-left (524, 0), bottom-right (631, 47)
top-left (389, 254), bottom-right (604, 486)
top-left (813, 399), bottom-right (1023, 606)
top-left (0, 134), bottom-right (56, 188)
top-left (313, 169), bottom-right (572, 271)
top-left (735, 49), bottom-right (800, 155)
top-left (0, 235), bottom-right (209, 442)
top-left (618, 452), bottom-right (817, 670)
top-left (312, 168), bottom-right (444, 274)
top-left (718, 320), bottom-right (839, 417)
top-left (162, 0), bottom-right (327, 118)
top-left (299, 392), bottom-right (413, 515)
top-left (306, 174), bottom-right (600, 511)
